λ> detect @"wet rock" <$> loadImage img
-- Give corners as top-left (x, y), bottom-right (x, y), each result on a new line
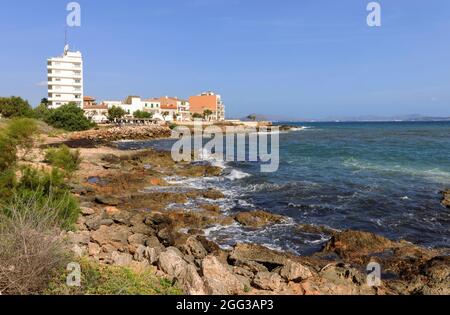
top-left (441, 189), bottom-right (450, 208)
top-left (253, 272), bottom-right (285, 291)
top-left (323, 230), bottom-right (393, 258)
top-left (279, 260), bottom-right (313, 282)
top-left (295, 224), bottom-right (335, 236)
top-left (200, 204), bottom-right (220, 213)
top-left (234, 210), bottom-right (286, 228)
top-left (95, 195), bottom-right (120, 206)
top-left (202, 255), bottom-right (245, 295)
top-left (202, 189), bottom-right (225, 200)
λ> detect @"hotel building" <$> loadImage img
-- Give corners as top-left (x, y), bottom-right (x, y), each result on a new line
top-left (47, 45), bottom-right (83, 108)
top-left (189, 92), bottom-right (225, 121)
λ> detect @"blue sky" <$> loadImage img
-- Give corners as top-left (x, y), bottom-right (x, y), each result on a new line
top-left (1, 0), bottom-right (449, 119)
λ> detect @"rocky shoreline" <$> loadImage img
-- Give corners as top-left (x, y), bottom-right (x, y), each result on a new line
top-left (61, 136), bottom-right (450, 295)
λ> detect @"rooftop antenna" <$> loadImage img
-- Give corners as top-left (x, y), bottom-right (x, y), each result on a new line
top-left (64, 26), bottom-right (69, 55)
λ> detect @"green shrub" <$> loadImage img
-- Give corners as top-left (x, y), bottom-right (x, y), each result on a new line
top-left (5, 118), bottom-right (38, 150)
top-left (46, 259), bottom-right (183, 295)
top-left (0, 132), bottom-right (17, 172)
top-left (45, 145), bottom-right (81, 174)
top-left (45, 103), bottom-right (95, 131)
top-left (33, 103), bottom-right (52, 121)
top-left (107, 106), bottom-right (126, 121)
top-left (9, 167), bottom-right (80, 230)
top-left (133, 110), bottom-right (153, 119)
top-left (0, 96), bottom-right (33, 118)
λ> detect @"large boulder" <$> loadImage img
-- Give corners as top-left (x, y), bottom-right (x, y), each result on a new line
top-left (323, 230), bottom-right (393, 258)
top-left (158, 247), bottom-right (188, 279)
top-left (252, 272), bottom-right (285, 292)
top-left (234, 210), bottom-right (286, 228)
top-left (230, 243), bottom-right (290, 267)
top-left (90, 225), bottom-right (130, 249)
top-left (279, 260), bottom-right (313, 282)
top-left (202, 255), bottom-right (245, 295)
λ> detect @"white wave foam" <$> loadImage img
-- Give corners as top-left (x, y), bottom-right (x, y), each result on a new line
top-left (225, 169), bottom-right (251, 181)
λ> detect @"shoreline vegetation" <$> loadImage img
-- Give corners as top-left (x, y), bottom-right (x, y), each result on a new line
top-left (0, 116), bottom-right (449, 295)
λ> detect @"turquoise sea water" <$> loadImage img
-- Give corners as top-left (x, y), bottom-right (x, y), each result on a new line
top-left (119, 121), bottom-right (450, 255)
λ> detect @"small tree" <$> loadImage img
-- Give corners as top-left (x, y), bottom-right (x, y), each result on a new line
top-left (203, 109), bottom-right (213, 121)
top-left (133, 110), bottom-right (153, 119)
top-left (192, 113), bottom-right (203, 120)
top-left (107, 106), bottom-right (126, 122)
top-left (162, 111), bottom-right (170, 121)
top-left (247, 114), bottom-right (257, 121)
top-left (34, 103), bottom-right (51, 121)
top-left (0, 97), bottom-right (33, 118)
top-left (45, 103), bottom-right (94, 131)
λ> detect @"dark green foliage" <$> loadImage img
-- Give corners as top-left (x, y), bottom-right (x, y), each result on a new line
top-left (133, 110), bottom-right (153, 119)
top-left (107, 106), bottom-right (126, 121)
top-left (45, 103), bottom-right (95, 131)
top-left (33, 103), bottom-right (52, 121)
top-left (0, 96), bottom-right (33, 118)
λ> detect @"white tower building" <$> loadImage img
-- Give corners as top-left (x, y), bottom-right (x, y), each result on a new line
top-left (47, 45), bottom-right (83, 108)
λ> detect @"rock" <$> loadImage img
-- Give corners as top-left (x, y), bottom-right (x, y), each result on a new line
top-left (323, 230), bottom-right (393, 258)
top-left (441, 189), bottom-right (450, 208)
top-left (91, 225), bottom-right (130, 248)
top-left (234, 260), bottom-right (269, 274)
top-left (182, 237), bottom-right (208, 260)
top-left (145, 236), bottom-right (164, 250)
top-left (234, 210), bottom-right (286, 228)
top-left (131, 223), bottom-right (154, 235)
top-left (202, 255), bottom-right (244, 295)
top-left (80, 207), bottom-right (96, 216)
top-left (109, 209), bottom-right (130, 223)
top-left (95, 195), bottom-right (120, 206)
top-left (71, 244), bottom-right (86, 258)
top-left (295, 224), bottom-right (335, 236)
top-left (67, 231), bottom-right (90, 246)
top-left (178, 264), bottom-right (207, 295)
top-left (414, 256), bottom-right (450, 295)
top-left (253, 272), bottom-right (285, 291)
top-left (230, 243), bottom-right (290, 267)
top-left (200, 204), bottom-right (220, 213)
top-left (158, 247), bottom-right (188, 278)
top-left (317, 264), bottom-right (376, 295)
top-left (279, 260), bottom-right (313, 281)
top-left (88, 242), bottom-right (101, 256)
top-left (104, 207), bottom-right (122, 217)
top-left (100, 219), bottom-right (114, 226)
top-left (202, 189), bottom-right (224, 200)
top-left (128, 233), bottom-right (147, 246)
top-left (111, 251), bottom-right (133, 266)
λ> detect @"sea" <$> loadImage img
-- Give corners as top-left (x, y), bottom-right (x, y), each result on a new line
top-left (117, 121), bottom-right (450, 255)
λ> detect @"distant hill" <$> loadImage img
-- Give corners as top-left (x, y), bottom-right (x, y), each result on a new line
top-left (236, 114), bottom-right (450, 123)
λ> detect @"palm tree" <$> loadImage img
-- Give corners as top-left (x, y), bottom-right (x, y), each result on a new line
top-left (203, 109), bottom-right (213, 121)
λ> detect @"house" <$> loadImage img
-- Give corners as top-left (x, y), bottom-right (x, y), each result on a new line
top-left (82, 96), bottom-right (108, 123)
top-left (189, 91), bottom-right (225, 121)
